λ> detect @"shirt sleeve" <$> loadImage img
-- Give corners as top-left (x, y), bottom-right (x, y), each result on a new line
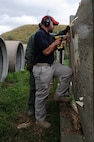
top-left (25, 34), bottom-right (35, 64)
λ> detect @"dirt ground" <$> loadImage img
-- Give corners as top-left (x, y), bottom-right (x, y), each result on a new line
top-left (59, 101), bottom-right (83, 134)
top-left (16, 101), bottom-right (82, 134)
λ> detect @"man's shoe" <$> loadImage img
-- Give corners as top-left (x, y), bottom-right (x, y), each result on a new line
top-left (36, 121), bottom-right (51, 129)
top-left (27, 109), bottom-right (35, 117)
top-left (54, 96), bottom-right (70, 102)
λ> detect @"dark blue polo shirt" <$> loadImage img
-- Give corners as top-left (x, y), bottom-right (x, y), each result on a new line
top-left (33, 28), bottom-right (55, 65)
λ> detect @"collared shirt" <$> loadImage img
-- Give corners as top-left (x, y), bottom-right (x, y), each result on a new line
top-left (33, 28), bottom-right (54, 65)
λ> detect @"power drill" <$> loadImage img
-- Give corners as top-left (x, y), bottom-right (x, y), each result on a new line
top-left (55, 35), bottom-right (66, 50)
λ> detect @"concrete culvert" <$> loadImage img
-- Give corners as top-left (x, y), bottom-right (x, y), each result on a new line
top-left (23, 44), bottom-right (27, 66)
top-left (0, 36), bottom-right (9, 82)
top-left (23, 44), bottom-right (27, 55)
top-left (5, 41), bottom-right (24, 72)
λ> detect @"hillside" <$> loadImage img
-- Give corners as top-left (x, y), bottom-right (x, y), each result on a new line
top-left (1, 24), bottom-right (66, 44)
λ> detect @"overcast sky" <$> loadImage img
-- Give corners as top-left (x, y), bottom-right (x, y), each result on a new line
top-left (0, 0), bottom-right (81, 34)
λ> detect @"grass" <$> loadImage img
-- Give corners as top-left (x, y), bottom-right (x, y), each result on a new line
top-left (0, 24), bottom-right (71, 141)
top-left (0, 70), bottom-right (60, 142)
top-left (64, 58), bottom-right (69, 66)
top-left (0, 59), bottom-right (70, 142)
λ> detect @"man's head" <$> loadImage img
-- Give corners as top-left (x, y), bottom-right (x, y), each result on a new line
top-left (41, 15), bottom-right (59, 27)
top-left (40, 15), bottom-right (59, 32)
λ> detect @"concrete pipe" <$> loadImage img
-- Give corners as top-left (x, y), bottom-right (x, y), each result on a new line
top-left (0, 36), bottom-right (8, 82)
top-left (5, 41), bottom-right (24, 72)
top-left (23, 44), bottom-right (27, 66)
top-left (23, 44), bottom-right (27, 55)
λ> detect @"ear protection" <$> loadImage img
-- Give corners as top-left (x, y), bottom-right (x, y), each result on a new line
top-left (42, 16), bottom-right (51, 27)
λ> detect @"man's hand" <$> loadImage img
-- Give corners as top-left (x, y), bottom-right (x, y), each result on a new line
top-left (26, 64), bottom-right (33, 71)
top-left (54, 38), bottom-right (62, 46)
top-left (63, 35), bottom-right (68, 40)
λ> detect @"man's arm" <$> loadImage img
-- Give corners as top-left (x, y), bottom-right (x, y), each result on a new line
top-left (25, 34), bottom-right (35, 64)
top-left (56, 26), bottom-right (70, 36)
top-left (42, 38), bottom-right (62, 55)
top-left (25, 34), bottom-right (35, 71)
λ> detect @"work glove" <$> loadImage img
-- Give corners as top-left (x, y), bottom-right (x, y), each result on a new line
top-left (65, 26), bottom-right (70, 31)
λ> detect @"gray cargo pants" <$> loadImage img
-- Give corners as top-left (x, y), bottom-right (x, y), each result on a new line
top-left (33, 62), bottom-right (72, 122)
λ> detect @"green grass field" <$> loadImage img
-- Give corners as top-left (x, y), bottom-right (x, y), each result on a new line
top-left (0, 59), bottom-right (70, 142)
top-left (0, 70), bottom-right (60, 142)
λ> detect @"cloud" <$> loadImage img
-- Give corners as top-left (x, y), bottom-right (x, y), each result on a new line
top-left (0, 0), bottom-right (81, 34)
top-left (1, 14), bottom-right (38, 25)
top-left (0, 25), bottom-right (12, 34)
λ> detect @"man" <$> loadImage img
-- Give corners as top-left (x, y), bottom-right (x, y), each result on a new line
top-left (25, 23), bottom-right (70, 117)
top-left (32, 15), bottom-right (72, 129)
top-left (25, 24), bottom-right (42, 117)
top-left (25, 33), bottom-right (35, 117)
